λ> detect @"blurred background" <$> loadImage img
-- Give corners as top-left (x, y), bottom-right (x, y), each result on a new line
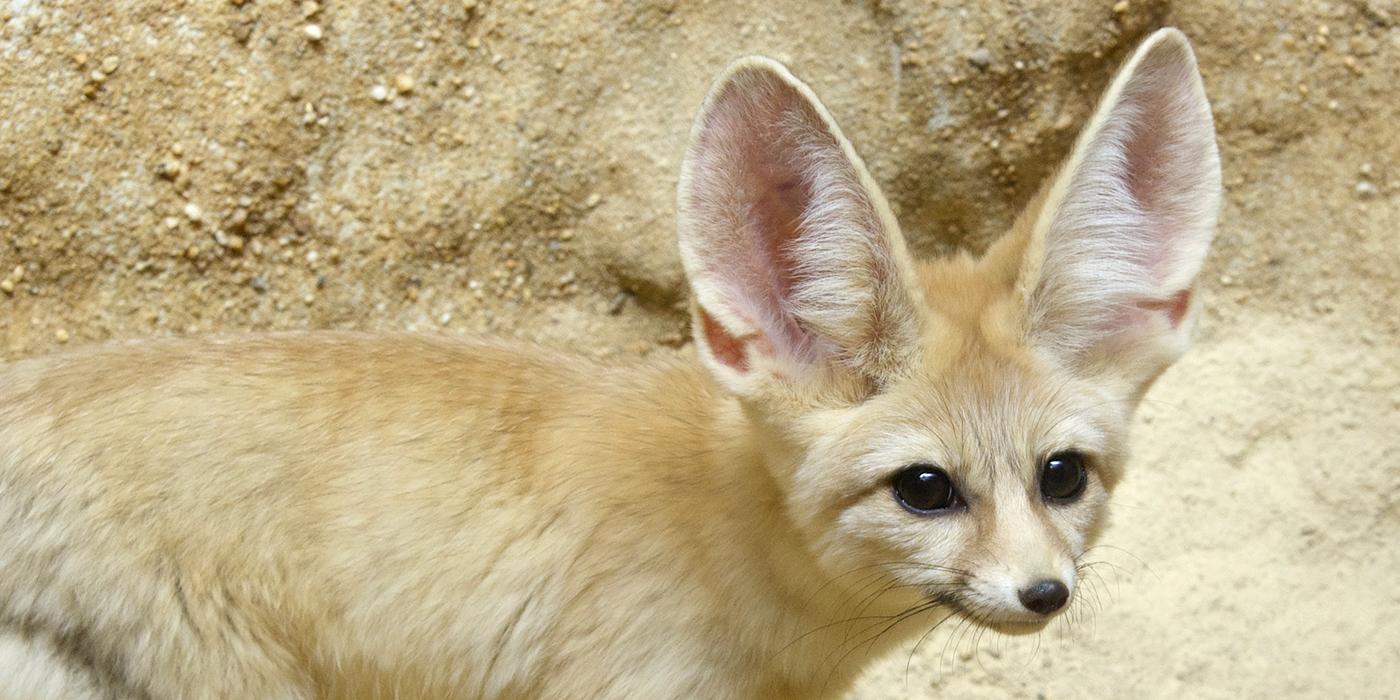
top-left (1, 1), bottom-right (1396, 697)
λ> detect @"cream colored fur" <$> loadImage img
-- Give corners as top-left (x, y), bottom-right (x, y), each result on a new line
top-left (0, 29), bottom-right (1218, 699)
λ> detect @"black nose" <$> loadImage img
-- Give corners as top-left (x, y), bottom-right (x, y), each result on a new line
top-left (1018, 579), bottom-right (1069, 615)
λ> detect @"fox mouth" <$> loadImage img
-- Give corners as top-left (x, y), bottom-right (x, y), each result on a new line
top-left (943, 602), bottom-right (1055, 636)
top-left (979, 617), bottom-right (1052, 636)
top-left (930, 591), bottom-right (1061, 636)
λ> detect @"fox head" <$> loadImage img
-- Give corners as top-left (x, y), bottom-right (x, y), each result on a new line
top-left (677, 29), bottom-right (1220, 631)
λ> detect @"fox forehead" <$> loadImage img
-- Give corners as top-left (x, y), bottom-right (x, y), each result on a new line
top-left (835, 253), bottom-right (1132, 493)
top-left (813, 332), bottom-right (1127, 503)
top-left (904, 350), bottom-right (1122, 486)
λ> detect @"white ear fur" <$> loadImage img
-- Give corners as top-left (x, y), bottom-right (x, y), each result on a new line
top-left (1019, 28), bottom-right (1221, 387)
top-left (676, 57), bottom-right (923, 401)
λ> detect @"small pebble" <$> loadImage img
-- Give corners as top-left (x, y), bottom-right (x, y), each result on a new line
top-left (370, 85), bottom-right (390, 102)
top-left (968, 47), bottom-right (994, 70)
top-left (607, 291), bottom-right (630, 315)
top-left (251, 276), bottom-right (269, 293)
top-left (100, 56), bottom-right (120, 74)
top-left (183, 202), bottom-right (204, 222)
top-left (232, 21), bottom-right (254, 44)
top-left (303, 24), bottom-right (323, 41)
top-left (1355, 181), bottom-right (1378, 199)
top-left (394, 74), bottom-right (416, 94)
top-left (156, 159), bottom-right (182, 180)
top-left (54, 329), bottom-right (70, 344)
top-left (1112, 0), bottom-right (1129, 13)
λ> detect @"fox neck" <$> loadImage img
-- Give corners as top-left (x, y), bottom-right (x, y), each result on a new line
top-left (626, 359), bottom-right (916, 694)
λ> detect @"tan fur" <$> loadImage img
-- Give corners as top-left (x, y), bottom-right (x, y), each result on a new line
top-left (0, 29), bottom-right (1218, 699)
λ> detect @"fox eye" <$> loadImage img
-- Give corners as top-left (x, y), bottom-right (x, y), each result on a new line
top-left (892, 464), bottom-right (959, 513)
top-left (1040, 451), bottom-right (1088, 501)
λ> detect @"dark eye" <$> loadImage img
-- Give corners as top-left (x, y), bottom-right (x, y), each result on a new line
top-left (1040, 451), bottom-right (1088, 501)
top-left (892, 464), bottom-right (959, 513)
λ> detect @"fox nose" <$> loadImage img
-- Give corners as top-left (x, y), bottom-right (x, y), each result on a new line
top-left (1017, 579), bottom-right (1069, 615)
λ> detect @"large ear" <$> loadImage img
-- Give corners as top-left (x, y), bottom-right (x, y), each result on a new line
top-left (1016, 28), bottom-right (1221, 394)
top-left (677, 57), bottom-right (924, 403)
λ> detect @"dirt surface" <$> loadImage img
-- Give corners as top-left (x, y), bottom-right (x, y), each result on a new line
top-left (2, 0), bottom-right (1397, 697)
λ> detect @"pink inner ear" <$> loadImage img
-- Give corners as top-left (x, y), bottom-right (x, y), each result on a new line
top-left (685, 72), bottom-right (829, 364)
top-left (1038, 41), bottom-right (1216, 347)
top-left (1122, 121), bottom-right (1173, 280)
top-left (700, 307), bottom-right (750, 373)
top-left (1114, 49), bottom-right (1214, 287)
top-left (1137, 288), bottom-right (1192, 328)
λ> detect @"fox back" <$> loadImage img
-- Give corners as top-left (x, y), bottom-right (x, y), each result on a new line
top-left (0, 28), bottom-right (1219, 700)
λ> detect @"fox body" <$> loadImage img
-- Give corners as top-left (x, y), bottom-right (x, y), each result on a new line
top-left (0, 29), bottom-right (1220, 699)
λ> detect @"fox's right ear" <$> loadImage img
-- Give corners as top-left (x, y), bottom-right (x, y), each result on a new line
top-left (676, 57), bottom-right (924, 405)
top-left (1011, 29), bottom-right (1221, 397)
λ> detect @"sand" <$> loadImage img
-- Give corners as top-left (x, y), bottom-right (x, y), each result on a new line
top-left (1, 0), bottom-right (1396, 697)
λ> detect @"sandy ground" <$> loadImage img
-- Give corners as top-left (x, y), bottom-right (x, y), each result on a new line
top-left (2, 0), bottom-right (1397, 697)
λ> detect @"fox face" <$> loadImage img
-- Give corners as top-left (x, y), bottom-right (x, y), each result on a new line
top-left (771, 343), bottom-right (1125, 633)
top-left (678, 29), bottom-right (1219, 634)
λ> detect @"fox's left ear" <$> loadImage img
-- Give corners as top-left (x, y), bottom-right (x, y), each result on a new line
top-left (1015, 28), bottom-right (1221, 395)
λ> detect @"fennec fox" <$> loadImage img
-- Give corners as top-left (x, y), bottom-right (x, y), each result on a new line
top-left (0, 28), bottom-right (1219, 699)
